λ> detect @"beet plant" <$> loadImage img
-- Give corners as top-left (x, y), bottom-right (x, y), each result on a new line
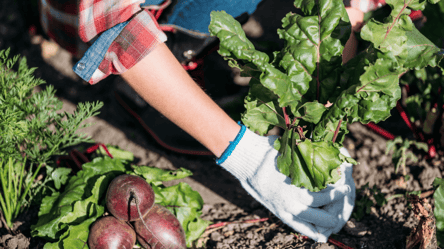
top-left (32, 147), bottom-right (209, 248)
top-left (209, 0), bottom-right (444, 192)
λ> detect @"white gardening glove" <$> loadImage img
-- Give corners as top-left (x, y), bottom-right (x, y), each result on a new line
top-left (216, 124), bottom-right (355, 242)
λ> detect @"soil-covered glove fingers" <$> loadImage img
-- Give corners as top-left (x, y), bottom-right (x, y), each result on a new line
top-left (315, 226), bottom-right (335, 243)
top-left (245, 174), bottom-right (340, 228)
top-left (251, 162), bottom-right (349, 208)
top-left (316, 179), bottom-right (355, 237)
top-left (276, 210), bottom-right (333, 242)
top-left (314, 195), bottom-right (354, 241)
top-left (298, 177), bottom-right (351, 207)
top-left (313, 194), bottom-right (355, 241)
top-left (241, 181), bottom-right (337, 242)
top-left (324, 181), bottom-right (356, 233)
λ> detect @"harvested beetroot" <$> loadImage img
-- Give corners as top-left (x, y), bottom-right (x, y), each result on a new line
top-left (88, 216), bottom-right (136, 249)
top-left (106, 174), bottom-right (155, 221)
top-left (134, 204), bottom-right (187, 249)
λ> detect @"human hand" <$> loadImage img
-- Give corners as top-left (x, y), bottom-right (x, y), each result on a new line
top-left (344, 0), bottom-right (386, 32)
top-left (216, 125), bottom-right (355, 242)
top-left (344, 0), bottom-right (386, 13)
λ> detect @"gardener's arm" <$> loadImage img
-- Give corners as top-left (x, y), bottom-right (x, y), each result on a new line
top-left (121, 42), bottom-right (240, 157)
top-left (343, 7), bottom-right (363, 64)
top-left (120, 40), bottom-right (355, 242)
top-left (343, 7), bottom-right (364, 64)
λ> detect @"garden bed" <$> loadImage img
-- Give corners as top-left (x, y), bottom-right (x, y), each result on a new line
top-left (1, 121), bottom-right (441, 249)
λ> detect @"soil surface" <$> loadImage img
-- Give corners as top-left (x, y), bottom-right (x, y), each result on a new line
top-left (0, 0), bottom-right (443, 248)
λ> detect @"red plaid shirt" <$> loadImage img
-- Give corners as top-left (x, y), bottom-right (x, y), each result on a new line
top-left (39, 0), bottom-right (167, 84)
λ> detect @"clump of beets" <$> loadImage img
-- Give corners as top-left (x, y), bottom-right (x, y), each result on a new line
top-left (88, 216), bottom-right (136, 249)
top-left (135, 204), bottom-right (186, 249)
top-left (88, 174), bottom-right (187, 249)
top-left (106, 174), bottom-right (155, 221)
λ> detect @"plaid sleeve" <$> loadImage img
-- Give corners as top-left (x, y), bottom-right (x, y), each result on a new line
top-left (78, 0), bottom-right (145, 42)
top-left (74, 8), bottom-right (167, 84)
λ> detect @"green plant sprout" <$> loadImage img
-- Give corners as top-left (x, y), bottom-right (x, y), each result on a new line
top-left (385, 136), bottom-right (428, 175)
top-left (0, 157), bottom-right (43, 231)
top-left (352, 183), bottom-right (387, 221)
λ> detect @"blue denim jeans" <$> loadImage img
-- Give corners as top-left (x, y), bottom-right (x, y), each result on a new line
top-left (143, 0), bottom-right (263, 35)
top-left (74, 0), bottom-right (263, 82)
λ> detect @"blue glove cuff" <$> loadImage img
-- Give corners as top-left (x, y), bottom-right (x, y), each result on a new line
top-left (216, 122), bottom-right (246, 165)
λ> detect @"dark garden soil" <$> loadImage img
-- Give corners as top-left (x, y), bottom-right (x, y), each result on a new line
top-left (0, 0), bottom-right (443, 248)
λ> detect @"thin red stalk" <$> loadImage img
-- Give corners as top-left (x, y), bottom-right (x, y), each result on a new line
top-left (72, 149), bottom-right (90, 163)
top-left (205, 218), bottom-right (269, 230)
top-left (316, 63), bottom-right (320, 101)
top-left (282, 107), bottom-right (291, 128)
top-left (99, 144), bottom-right (114, 159)
top-left (328, 238), bottom-right (354, 249)
top-left (396, 102), bottom-right (424, 141)
top-left (365, 122), bottom-right (395, 140)
top-left (86, 143), bottom-right (114, 158)
top-left (332, 119), bottom-right (343, 143)
top-left (291, 117), bottom-right (298, 127)
top-left (68, 150), bottom-right (83, 169)
top-left (383, 1), bottom-right (411, 41)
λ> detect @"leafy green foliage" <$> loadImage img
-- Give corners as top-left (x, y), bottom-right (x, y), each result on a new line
top-left (0, 157), bottom-right (43, 230)
top-left (0, 48), bottom-right (102, 231)
top-left (31, 147), bottom-right (210, 248)
top-left (209, 0), bottom-right (443, 191)
top-left (0, 48), bottom-right (103, 165)
top-left (387, 0), bottom-right (444, 151)
top-left (434, 178), bottom-right (444, 247)
top-left (385, 136), bottom-right (428, 174)
top-left (352, 183), bottom-right (387, 221)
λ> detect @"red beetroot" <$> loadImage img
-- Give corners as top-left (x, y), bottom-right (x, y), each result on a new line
top-left (88, 216), bottom-right (136, 249)
top-left (106, 174), bottom-right (155, 221)
top-left (134, 204), bottom-right (187, 249)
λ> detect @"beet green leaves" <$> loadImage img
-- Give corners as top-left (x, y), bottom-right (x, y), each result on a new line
top-left (209, 0), bottom-right (444, 192)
